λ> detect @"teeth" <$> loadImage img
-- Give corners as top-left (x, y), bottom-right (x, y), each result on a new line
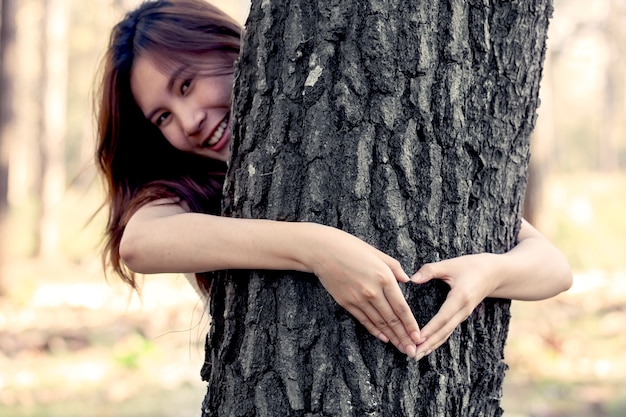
top-left (207, 116), bottom-right (229, 147)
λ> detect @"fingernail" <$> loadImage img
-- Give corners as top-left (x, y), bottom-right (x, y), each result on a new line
top-left (411, 272), bottom-right (422, 282)
top-left (415, 352), bottom-right (425, 361)
top-left (405, 344), bottom-right (417, 358)
top-left (411, 331), bottom-right (421, 344)
top-left (397, 344), bottom-right (406, 354)
top-left (377, 333), bottom-right (389, 343)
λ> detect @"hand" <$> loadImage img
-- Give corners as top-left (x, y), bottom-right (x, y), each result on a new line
top-left (308, 225), bottom-right (422, 357)
top-left (410, 253), bottom-right (499, 360)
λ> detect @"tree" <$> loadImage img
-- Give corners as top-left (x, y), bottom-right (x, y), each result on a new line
top-left (37, 0), bottom-right (69, 258)
top-left (0, 0), bottom-right (16, 294)
top-left (599, 0), bottom-right (624, 172)
top-left (201, 0), bottom-right (551, 415)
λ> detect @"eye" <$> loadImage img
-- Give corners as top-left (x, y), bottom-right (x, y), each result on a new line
top-left (181, 79), bottom-right (192, 94)
top-left (155, 111), bottom-right (171, 126)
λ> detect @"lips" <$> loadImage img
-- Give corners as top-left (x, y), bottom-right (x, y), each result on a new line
top-left (202, 113), bottom-right (230, 150)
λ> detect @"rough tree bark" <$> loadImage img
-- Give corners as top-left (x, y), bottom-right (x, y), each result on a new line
top-left (202, 0), bottom-right (551, 416)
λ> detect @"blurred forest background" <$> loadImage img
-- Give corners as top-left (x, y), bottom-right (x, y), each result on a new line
top-left (0, 0), bottom-right (625, 416)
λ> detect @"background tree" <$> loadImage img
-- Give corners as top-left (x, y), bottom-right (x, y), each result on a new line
top-left (523, 52), bottom-right (555, 228)
top-left (524, 0), bottom-right (626, 229)
top-left (599, 0), bottom-right (624, 172)
top-left (37, 0), bottom-right (69, 258)
top-left (201, 0), bottom-right (551, 416)
top-left (0, 0), bottom-right (17, 295)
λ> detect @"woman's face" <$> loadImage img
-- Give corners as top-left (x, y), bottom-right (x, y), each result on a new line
top-left (130, 53), bottom-right (234, 162)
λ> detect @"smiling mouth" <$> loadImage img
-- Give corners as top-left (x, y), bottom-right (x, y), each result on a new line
top-left (203, 113), bottom-right (230, 149)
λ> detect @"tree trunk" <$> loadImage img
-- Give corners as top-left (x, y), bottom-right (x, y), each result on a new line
top-left (37, 0), bottom-right (69, 258)
top-left (0, 0), bottom-right (17, 294)
top-left (202, 0), bottom-right (551, 416)
top-left (599, 0), bottom-right (623, 172)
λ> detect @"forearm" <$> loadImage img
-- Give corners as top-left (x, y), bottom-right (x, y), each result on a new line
top-left (488, 223), bottom-right (572, 301)
top-left (121, 211), bottom-right (319, 274)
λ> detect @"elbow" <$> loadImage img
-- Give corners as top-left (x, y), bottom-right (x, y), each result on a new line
top-left (561, 269), bottom-right (574, 294)
top-left (555, 254), bottom-right (574, 295)
top-left (119, 232), bottom-right (148, 274)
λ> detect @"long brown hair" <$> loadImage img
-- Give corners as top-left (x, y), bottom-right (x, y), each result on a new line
top-left (95, 0), bottom-right (242, 292)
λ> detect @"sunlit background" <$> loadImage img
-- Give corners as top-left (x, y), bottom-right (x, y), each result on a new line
top-left (0, 0), bottom-right (624, 416)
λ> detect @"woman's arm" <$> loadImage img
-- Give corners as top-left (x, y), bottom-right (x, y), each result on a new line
top-left (120, 200), bottom-right (422, 357)
top-left (410, 219), bottom-right (572, 360)
top-left (482, 219), bottom-right (573, 300)
top-left (121, 200), bottom-right (314, 274)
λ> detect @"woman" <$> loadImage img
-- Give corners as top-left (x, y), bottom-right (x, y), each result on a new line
top-left (96, 0), bottom-right (572, 360)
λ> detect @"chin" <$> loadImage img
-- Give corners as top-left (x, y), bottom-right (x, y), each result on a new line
top-left (214, 153), bottom-right (231, 162)
top-left (199, 149), bottom-right (230, 162)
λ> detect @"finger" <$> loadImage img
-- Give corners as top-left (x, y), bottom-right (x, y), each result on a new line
top-left (416, 314), bottom-right (461, 359)
top-left (383, 256), bottom-right (411, 283)
top-left (415, 292), bottom-right (472, 358)
top-left (415, 329), bottom-right (454, 360)
top-left (358, 302), bottom-right (409, 355)
top-left (347, 306), bottom-right (393, 344)
top-left (382, 282), bottom-right (422, 344)
top-left (365, 292), bottom-right (420, 357)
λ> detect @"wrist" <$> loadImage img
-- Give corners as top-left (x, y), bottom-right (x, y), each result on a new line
top-left (483, 252), bottom-right (513, 298)
top-left (287, 221), bottom-right (328, 274)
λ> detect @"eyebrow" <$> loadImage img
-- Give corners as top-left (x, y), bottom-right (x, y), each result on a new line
top-left (145, 66), bottom-right (187, 121)
top-left (166, 66), bottom-right (186, 92)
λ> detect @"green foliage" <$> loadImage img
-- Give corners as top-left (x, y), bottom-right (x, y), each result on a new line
top-left (112, 332), bottom-right (157, 369)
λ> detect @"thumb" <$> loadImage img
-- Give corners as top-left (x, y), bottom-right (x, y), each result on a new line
top-left (410, 261), bottom-right (442, 284)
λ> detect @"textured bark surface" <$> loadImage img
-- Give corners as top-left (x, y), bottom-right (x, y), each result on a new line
top-left (202, 0), bottom-right (552, 416)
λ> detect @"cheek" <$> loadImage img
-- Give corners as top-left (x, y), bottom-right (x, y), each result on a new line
top-left (161, 128), bottom-right (188, 151)
top-left (210, 76), bottom-right (235, 102)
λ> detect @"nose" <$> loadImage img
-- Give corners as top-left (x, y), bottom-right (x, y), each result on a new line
top-left (180, 105), bottom-right (205, 138)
